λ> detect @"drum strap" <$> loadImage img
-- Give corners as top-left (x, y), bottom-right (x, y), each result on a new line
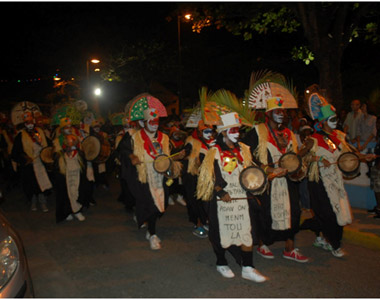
top-left (267, 123), bottom-right (288, 153)
top-left (320, 130), bottom-right (341, 151)
top-left (141, 129), bottom-right (163, 159)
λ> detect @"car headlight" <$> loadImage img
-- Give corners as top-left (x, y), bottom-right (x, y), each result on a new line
top-left (0, 236), bottom-right (19, 290)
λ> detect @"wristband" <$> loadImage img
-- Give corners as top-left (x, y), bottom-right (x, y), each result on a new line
top-left (263, 166), bottom-right (269, 174)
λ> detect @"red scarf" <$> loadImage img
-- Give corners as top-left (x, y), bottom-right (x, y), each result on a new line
top-left (140, 129), bottom-right (163, 159)
top-left (265, 123), bottom-right (292, 154)
top-left (312, 131), bottom-right (341, 153)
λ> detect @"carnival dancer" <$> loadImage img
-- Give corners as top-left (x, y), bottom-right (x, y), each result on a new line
top-left (182, 120), bottom-right (215, 238)
top-left (90, 119), bottom-right (110, 190)
top-left (115, 117), bottom-right (138, 211)
top-left (242, 97), bottom-right (309, 263)
top-left (197, 112), bottom-right (267, 282)
top-left (301, 93), bottom-right (375, 257)
top-left (52, 117), bottom-right (88, 222)
top-left (11, 111), bottom-right (52, 212)
top-left (123, 107), bottom-right (184, 250)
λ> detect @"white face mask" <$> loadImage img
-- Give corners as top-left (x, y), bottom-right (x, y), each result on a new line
top-left (227, 128), bottom-right (239, 143)
top-left (327, 115), bottom-right (338, 129)
top-left (203, 131), bottom-right (212, 140)
top-left (25, 123), bottom-right (34, 130)
top-left (138, 120), bottom-right (145, 128)
top-left (272, 111), bottom-right (284, 124)
top-left (63, 128), bottom-right (72, 135)
top-left (146, 121), bottom-right (158, 133)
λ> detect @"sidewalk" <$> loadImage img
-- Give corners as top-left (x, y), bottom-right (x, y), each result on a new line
top-left (301, 208), bottom-right (380, 251)
top-left (344, 208), bottom-right (380, 251)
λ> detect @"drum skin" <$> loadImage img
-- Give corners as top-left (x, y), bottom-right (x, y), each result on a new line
top-left (239, 166), bottom-right (267, 195)
top-left (40, 146), bottom-right (54, 171)
top-left (337, 152), bottom-right (360, 179)
top-left (153, 154), bottom-right (172, 173)
top-left (81, 136), bottom-right (101, 161)
top-left (278, 152), bottom-right (302, 175)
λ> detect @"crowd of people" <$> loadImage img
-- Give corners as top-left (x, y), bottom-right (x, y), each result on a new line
top-left (0, 92), bottom-right (378, 283)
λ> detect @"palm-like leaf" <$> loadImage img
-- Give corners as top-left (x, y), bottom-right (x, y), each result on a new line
top-left (209, 89), bottom-right (257, 126)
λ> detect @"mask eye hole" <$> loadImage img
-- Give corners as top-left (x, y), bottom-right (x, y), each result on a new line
top-left (203, 129), bottom-right (212, 135)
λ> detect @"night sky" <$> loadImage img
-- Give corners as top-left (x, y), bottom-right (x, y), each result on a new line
top-left (1, 2), bottom-right (379, 110)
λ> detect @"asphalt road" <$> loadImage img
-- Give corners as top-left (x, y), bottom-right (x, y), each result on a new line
top-left (1, 175), bottom-right (380, 298)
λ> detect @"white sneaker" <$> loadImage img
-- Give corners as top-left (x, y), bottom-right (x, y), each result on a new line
top-left (331, 248), bottom-right (345, 258)
top-left (168, 196), bottom-right (175, 206)
top-left (74, 212), bottom-right (85, 221)
top-left (149, 235), bottom-right (161, 250)
top-left (216, 265), bottom-right (235, 278)
top-left (41, 203), bottom-right (49, 213)
top-left (176, 195), bottom-right (187, 206)
top-left (66, 214), bottom-right (74, 221)
top-left (242, 266), bottom-right (267, 283)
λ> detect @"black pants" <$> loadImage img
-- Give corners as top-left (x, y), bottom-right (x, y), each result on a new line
top-left (308, 180), bottom-right (343, 250)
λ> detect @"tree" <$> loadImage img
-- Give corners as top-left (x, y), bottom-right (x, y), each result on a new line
top-left (187, 2), bottom-right (380, 110)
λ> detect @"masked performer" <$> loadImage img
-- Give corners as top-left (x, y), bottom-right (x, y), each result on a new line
top-left (302, 93), bottom-right (375, 257)
top-left (123, 107), bottom-right (183, 250)
top-left (11, 111), bottom-right (52, 212)
top-left (242, 97), bottom-right (309, 263)
top-left (115, 117), bottom-right (138, 211)
top-left (182, 120), bottom-right (215, 238)
top-left (197, 112), bottom-right (267, 282)
top-left (52, 117), bottom-right (92, 222)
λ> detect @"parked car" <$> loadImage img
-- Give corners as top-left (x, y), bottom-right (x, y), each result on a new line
top-left (0, 209), bottom-right (34, 297)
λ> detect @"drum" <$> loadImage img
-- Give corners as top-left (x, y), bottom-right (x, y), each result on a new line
top-left (94, 138), bottom-right (111, 163)
top-left (153, 154), bottom-right (172, 174)
top-left (239, 166), bottom-right (268, 195)
top-left (40, 146), bottom-right (54, 171)
top-left (337, 152), bottom-right (360, 179)
top-left (81, 136), bottom-right (101, 161)
top-left (278, 152), bottom-right (302, 175)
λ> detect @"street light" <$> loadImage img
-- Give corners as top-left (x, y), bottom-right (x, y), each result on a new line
top-left (94, 87), bottom-right (101, 96)
top-left (86, 59), bottom-right (100, 83)
top-left (177, 13), bottom-right (192, 114)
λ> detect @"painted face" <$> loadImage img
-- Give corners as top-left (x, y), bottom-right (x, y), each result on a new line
top-left (138, 120), bottom-right (145, 128)
top-left (63, 126), bottom-right (72, 135)
top-left (327, 114), bottom-right (338, 129)
top-left (25, 123), bottom-right (34, 130)
top-left (146, 118), bottom-right (159, 132)
top-left (93, 126), bottom-right (100, 133)
top-left (272, 109), bottom-right (285, 124)
top-left (227, 127), bottom-right (240, 143)
top-left (202, 128), bottom-right (213, 140)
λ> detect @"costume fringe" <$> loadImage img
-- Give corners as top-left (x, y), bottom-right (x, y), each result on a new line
top-left (186, 136), bottom-right (202, 176)
top-left (239, 142), bottom-right (253, 168)
top-left (254, 123), bottom-right (269, 165)
top-left (21, 127), bottom-right (48, 160)
top-left (197, 147), bottom-right (217, 201)
top-left (307, 137), bottom-right (320, 182)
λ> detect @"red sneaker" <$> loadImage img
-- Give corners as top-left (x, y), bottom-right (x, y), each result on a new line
top-left (257, 245), bottom-right (274, 259)
top-left (282, 248), bottom-right (309, 263)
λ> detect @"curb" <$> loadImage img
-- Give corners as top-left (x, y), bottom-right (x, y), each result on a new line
top-left (343, 226), bottom-right (380, 251)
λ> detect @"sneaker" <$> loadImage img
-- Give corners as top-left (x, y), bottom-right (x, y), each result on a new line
top-left (41, 203), bottom-right (49, 213)
top-left (168, 196), bottom-right (175, 206)
top-left (203, 224), bottom-right (209, 231)
top-left (149, 235), bottom-right (161, 250)
top-left (192, 226), bottom-right (208, 238)
top-left (216, 265), bottom-right (235, 278)
top-left (176, 195), bottom-right (187, 206)
top-left (66, 214), bottom-right (74, 221)
top-left (30, 202), bottom-right (37, 212)
top-left (241, 266), bottom-right (267, 283)
top-left (331, 248), bottom-right (345, 258)
top-left (313, 236), bottom-right (332, 251)
top-left (282, 248), bottom-right (309, 263)
top-left (74, 212), bottom-right (86, 221)
top-left (257, 245), bottom-right (274, 259)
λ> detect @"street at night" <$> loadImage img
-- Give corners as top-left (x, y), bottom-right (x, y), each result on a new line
top-left (1, 175), bottom-right (380, 298)
top-left (1, 2), bottom-right (380, 298)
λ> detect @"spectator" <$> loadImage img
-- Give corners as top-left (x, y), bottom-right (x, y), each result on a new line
top-left (343, 99), bottom-right (362, 145)
top-left (356, 102), bottom-right (377, 153)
